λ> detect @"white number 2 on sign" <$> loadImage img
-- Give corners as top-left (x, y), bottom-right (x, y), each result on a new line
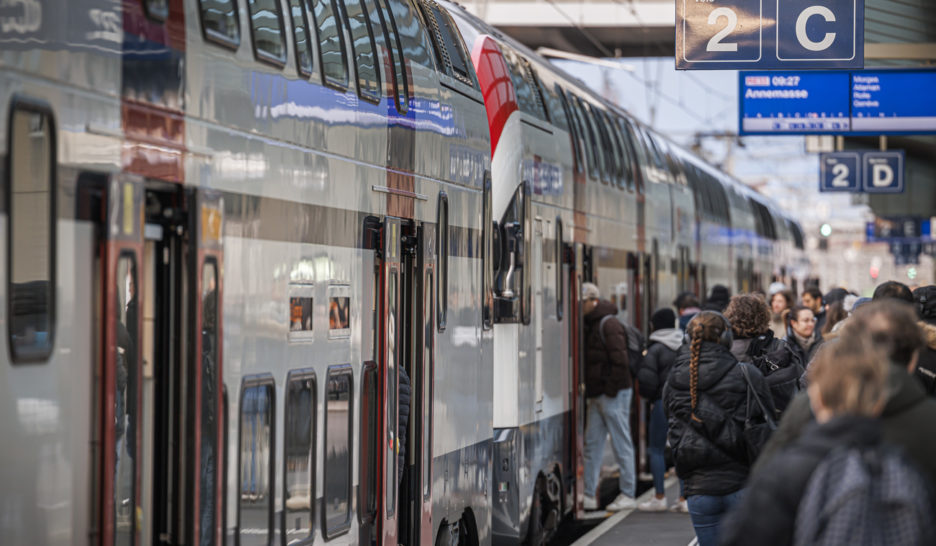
top-left (706, 7), bottom-right (739, 52)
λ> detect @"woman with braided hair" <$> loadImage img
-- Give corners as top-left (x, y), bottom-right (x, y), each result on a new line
top-left (663, 311), bottom-right (774, 546)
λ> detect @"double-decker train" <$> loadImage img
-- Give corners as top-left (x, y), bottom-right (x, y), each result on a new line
top-left (0, 1), bottom-right (807, 545)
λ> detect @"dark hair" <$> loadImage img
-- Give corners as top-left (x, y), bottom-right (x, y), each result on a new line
top-left (841, 299), bottom-right (924, 368)
top-left (803, 287), bottom-right (823, 301)
top-left (872, 281), bottom-right (913, 303)
top-left (686, 312), bottom-right (731, 421)
top-left (674, 291), bottom-right (700, 311)
top-left (788, 304), bottom-right (813, 326)
top-left (651, 308), bottom-right (677, 332)
top-left (821, 301), bottom-right (848, 335)
top-left (724, 294), bottom-right (771, 339)
top-left (824, 287), bottom-right (849, 306)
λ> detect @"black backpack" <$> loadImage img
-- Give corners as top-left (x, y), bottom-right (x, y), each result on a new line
top-left (599, 315), bottom-right (645, 378)
top-left (746, 334), bottom-right (803, 416)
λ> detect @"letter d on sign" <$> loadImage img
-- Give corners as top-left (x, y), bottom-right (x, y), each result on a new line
top-left (872, 164), bottom-right (893, 187)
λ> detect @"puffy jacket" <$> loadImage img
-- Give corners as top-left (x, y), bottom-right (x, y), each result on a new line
top-left (721, 416), bottom-right (884, 546)
top-left (731, 331), bottom-right (804, 415)
top-left (584, 300), bottom-right (632, 397)
top-left (754, 366), bottom-right (936, 501)
top-left (637, 328), bottom-right (683, 401)
top-left (663, 342), bottom-right (774, 497)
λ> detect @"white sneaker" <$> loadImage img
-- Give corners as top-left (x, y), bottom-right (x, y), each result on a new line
top-left (669, 499), bottom-right (689, 513)
top-left (583, 495), bottom-right (599, 510)
top-left (606, 493), bottom-right (636, 511)
top-left (637, 496), bottom-right (667, 512)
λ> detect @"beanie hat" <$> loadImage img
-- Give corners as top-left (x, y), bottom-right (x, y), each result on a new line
top-left (651, 308), bottom-right (677, 332)
top-left (582, 282), bottom-right (600, 300)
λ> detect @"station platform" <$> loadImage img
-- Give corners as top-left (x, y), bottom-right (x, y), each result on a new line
top-left (572, 477), bottom-right (695, 546)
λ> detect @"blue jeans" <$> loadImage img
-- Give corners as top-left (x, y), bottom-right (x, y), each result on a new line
top-left (584, 388), bottom-right (636, 498)
top-left (687, 491), bottom-right (744, 546)
top-left (648, 401), bottom-right (667, 495)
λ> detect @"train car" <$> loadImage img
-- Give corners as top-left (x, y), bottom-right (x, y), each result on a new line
top-left (0, 0), bottom-right (494, 545)
top-left (0, 1), bottom-right (807, 546)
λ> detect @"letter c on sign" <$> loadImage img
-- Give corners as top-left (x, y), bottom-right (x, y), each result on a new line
top-left (796, 6), bottom-right (836, 52)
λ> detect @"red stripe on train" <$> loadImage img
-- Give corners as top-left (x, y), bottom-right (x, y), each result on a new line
top-left (470, 35), bottom-right (518, 157)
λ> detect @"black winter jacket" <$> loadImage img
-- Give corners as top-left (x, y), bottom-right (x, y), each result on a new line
top-left (638, 328), bottom-right (683, 401)
top-left (754, 366), bottom-right (936, 498)
top-left (720, 416), bottom-right (883, 546)
top-left (584, 300), bottom-right (632, 398)
top-left (785, 326), bottom-right (823, 366)
top-left (664, 342), bottom-right (775, 497)
top-left (730, 331), bottom-right (803, 416)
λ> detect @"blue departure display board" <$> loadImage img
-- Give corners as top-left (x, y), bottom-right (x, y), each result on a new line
top-left (741, 72), bottom-right (850, 133)
top-left (851, 71), bottom-right (936, 132)
top-left (740, 68), bottom-right (936, 135)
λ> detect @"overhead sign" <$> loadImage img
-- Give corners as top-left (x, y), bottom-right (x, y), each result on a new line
top-left (862, 151), bottom-right (904, 193)
top-left (819, 150), bottom-right (904, 193)
top-left (676, 0), bottom-right (864, 70)
top-left (865, 216), bottom-right (930, 243)
top-left (819, 152), bottom-right (860, 192)
top-left (741, 68), bottom-right (936, 135)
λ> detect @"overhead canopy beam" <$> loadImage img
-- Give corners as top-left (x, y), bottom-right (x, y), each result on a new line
top-left (865, 42), bottom-right (936, 61)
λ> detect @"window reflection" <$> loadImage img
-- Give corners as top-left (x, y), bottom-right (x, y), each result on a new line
top-left (239, 381), bottom-right (274, 545)
top-left (285, 372), bottom-right (316, 542)
top-left (343, 0), bottom-right (380, 99)
top-left (9, 107), bottom-right (54, 363)
top-left (387, 0), bottom-right (433, 68)
top-left (114, 256), bottom-right (138, 546)
top-left (287, 0), bottom-right (314, 75)
top-left (325, 366), bottom-right (353, 535)
top-left (310, 0), bottom-right (349, 87)
top-left (248, 0), bottom-right (287, 62)
top-left (198, 0), bottom-right (240, 45)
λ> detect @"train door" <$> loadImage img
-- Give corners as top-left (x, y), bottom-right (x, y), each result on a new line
top-left (367, 215), bottom-right (434, 546)
top-left (95, 174), bottom-right (145, 546)
top-left (533, 218), bottom-right (545, 411)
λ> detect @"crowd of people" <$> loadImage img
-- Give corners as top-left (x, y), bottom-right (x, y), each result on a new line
top-left (580, 280), bottom-right (936, 546)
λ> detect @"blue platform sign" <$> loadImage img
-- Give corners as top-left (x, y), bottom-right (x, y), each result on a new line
top-left (851, 71), bottom-right (936, 133)
top-left (676, 0), bottom-right (864, 70)
top-left (819, 152), bottom-right (860, 192)
top-left (862, 151), bottom-right (904, 193)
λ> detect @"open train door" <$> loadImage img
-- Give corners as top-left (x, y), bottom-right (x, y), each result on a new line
top-left (96, 173), bottom-right (145, 546)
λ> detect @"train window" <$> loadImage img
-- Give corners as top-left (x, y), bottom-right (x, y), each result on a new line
top-left (611, 118), bottom-right (634, 190)
top-left (581, 101), bottom-right (607, 183)
top-left (557, 87), bottom-right (585, 175)
top-left (287, 0), bottom-right (314, 75)
top-left (323, 365), bottom-right (353, 537)
top-left (113, 255), bottom-right (138, 546)
top-left (502, 50), bottom-right (544, 120)
top-left (247, 0), bottom-right (287, 65)
top-left (419, 0), bottom-right (474, 86)
top-left (284, 370), bottom-right (317, 540)
top-left (8, 104), bottom-right (55, 363)
top-left (198, 0), bottom-right (240, 48)
top-left (201, 260), bottom-right (220, 545)
top-left (388, 0), bottom-right (434, 69)
top-left (619, 119), bottom-right (643, 192)
top-left (237, 376), bottom-right (276, 545)
top-left (569, 96), bottom-right (598, 181)
top-left (543, 84), bottom-right (569, 131)
top-left (145, 0), bottom-right (168, 20)
top-left (310, 0), bottom-right (349, 89)
top-left (386, 270), bottom-right (399, 516)
top-left (600, 112), bottom-right (623, 187)
top-left (482, 172), bottom-right (494, 330)
top-left (359, 361), bottom-right (379, 525)
top-left (371, 0), bottom-right (409, 112)
top-left (436, 192), bottom-right (449, 332)
top-left (594, 110), bottom-right (616, 185)
top-left (342, 0), bottom-right (381, 101)
top-left (524, 61), bottom-right (550, 122)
